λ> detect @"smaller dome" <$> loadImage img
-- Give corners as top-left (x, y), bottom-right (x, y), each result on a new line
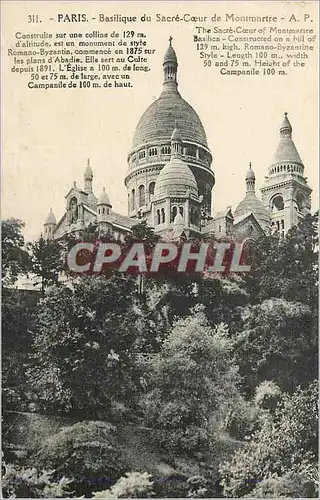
top-left (154, 157), bottom-right (198, 199)
top-left (234, 193), bottom-right (270, 230)
top-left (98, 187), bottom-right (111, 206)
top-left (44, 208), bottom-right (56, 225)
top-left (164, 39), bottom-right (177, 64)
top-left (246, 163), bottom-right (255, 180)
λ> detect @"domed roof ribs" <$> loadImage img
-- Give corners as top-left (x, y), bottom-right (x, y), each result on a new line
top-left (163, 37), bottom-right (178, 93)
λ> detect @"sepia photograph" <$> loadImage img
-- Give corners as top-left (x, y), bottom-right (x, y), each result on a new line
top-left (1, 1), bottom-right (319, 498)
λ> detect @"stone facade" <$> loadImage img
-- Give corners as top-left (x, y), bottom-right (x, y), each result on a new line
top-left (43, 40), bottom-right (312, 242)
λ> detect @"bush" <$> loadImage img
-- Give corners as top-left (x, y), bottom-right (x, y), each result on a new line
top-left (220, 382), bottom-right (318, 497)
top-left (33, 421), bottom-right (126, 496)
top-left (246, 471), bottom-right (316, 498)
top-left (2, 463), bottom-right (72, 498)
top-left (254, 381), bottom-right (282, 411)
top-left (92, 472), bottom-right (154, 498)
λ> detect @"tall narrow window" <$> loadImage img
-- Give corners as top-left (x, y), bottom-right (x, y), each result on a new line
top-left (171, 206), bottom-right (177, 222)
top-left (156, 209), bottom-right (160, 225)
top-left (161, 208), bottom-right (165, 223)
top-left (138, 185), bottom-right (145, 206)
top-left (179, 206), bottom-right (184, 216)
top-left (131, 189), bottom-right (135, 211)
top-left (149, 182), bottom-right (155, 196)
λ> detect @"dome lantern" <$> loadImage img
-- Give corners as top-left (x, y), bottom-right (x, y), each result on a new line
top-left (246, 162), bottom-right (256, 192)
top-left (171, 122), bottom-right (183, 157)
top-left (163, 36), bottom-right (178, 92)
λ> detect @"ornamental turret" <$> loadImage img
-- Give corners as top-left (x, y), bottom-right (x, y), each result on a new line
top-left (97, 187), bottom-right (112, 221)
top-left (43, 208), bottom-right (56, 240)
top-left (84, 158), bottom-right (93, 193)
top-left (84, 159), bottom-right (98, 208)
top-left (261, 113), bottom-right (312, 235)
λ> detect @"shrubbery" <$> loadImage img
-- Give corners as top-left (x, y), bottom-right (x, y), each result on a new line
top-left (2, 463), bottom-right (72, 498)
top-left (33, 421), bottom-right (126, 496)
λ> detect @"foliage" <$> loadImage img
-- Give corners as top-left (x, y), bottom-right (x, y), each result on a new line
top-left (34, 421), bottom-right (125, 496)
top-left (245, 471), bottom-right (316, 498)
top-left (249, 212), bottom-right (318, 309)
top-left (92, 472), bottom-right (154, 498)
top-left (232, 297), bottom-right (317, 394)
top-left (27, 275), bottom-right (142, 415)
top-left (2, 288), bottom-right (39, 410)
top-left (2, 462), bottom-right (72, 498)
top-left (220, 381), bottom-right (318, 497)
top-left (128, 219), bottom-right (160, 245)
top-left (27, 236), bottom-right (64, 292)
top-left (1, 218), bottom-right (30, 286)
top-left (254, 381), bottom-right (282, 411)
top-left (142, 306), bottom-right (241, 456)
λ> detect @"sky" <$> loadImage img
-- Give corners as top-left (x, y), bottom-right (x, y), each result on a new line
top-left (2, 1), bottom-right (318, 241)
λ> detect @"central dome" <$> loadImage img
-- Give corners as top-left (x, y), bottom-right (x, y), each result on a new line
top-left (132, 90), bottom-right (208, 149)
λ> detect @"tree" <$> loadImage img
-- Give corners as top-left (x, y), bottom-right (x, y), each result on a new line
top-left (220, 381), bottom-right (318, 498)
top-left (141, 306), bottom-right (241, 456)
top-left (27, 275), bottom-right (143, 416)
top-left (2, 287), bottom-right (39, 410)
top-left (248, 213), bottom-right (318, 310)
top-left (231, 298), bottom-right (317, 395)
top-left (1, 218), bottom-right (29, 286)
top-left (27, 236), bottom-right (64, 292)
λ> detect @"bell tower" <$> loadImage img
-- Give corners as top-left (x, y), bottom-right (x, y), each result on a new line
top-left (261, 113), bottom-right (312, 237)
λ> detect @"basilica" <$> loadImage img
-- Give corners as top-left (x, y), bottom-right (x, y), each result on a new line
top-left (43, 39), bottom-right (312, 243)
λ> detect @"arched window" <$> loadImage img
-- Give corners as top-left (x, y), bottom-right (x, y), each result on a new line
top-left (161, 208), bottom-right (165, 223)
top-left (161, 146), bottom-right (171, 155)
top-left (131, 189), bottom-right (135, 211)
top-left (179, 206), bottom-right (184, 216)
top-left (138, 185), bottom-right (145, 206)
top-left (171, 205), bottom-right (177, 222)
top-left (271, 195), bottom-right (284, 211)
top-left (149, 182), bottom-right (155, 196)
top-left (149, 148), bottom-right (158, 157)
top-left (190, 208), bottom-right (194, 224)
top-left (69, 197), bottom-right (78, 223)
top-left (102, 207), bottom-right (105, 215)
top-left (296, 193), bottom-right (304, 212)
top-left (156, 209), bottom-right (160, 225)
